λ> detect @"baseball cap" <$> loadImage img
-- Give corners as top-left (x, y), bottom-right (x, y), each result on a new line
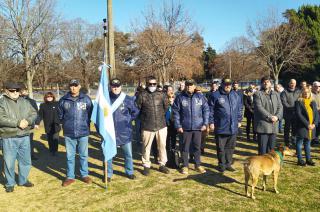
top-left (69, 79), bottom-right (80, 86)
top-left (185, 79), bottom-right (196, 86)
top-left (4, 81), bottom-right (21, 90)
top-left (222, 78), bottom-right (232, 85)
top-left (110, 78), bottom-right (121, 87)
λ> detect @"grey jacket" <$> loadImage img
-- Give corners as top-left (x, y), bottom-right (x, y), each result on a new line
top-left (280, 88), bottom-right (300, 119)
top-left (253, 90), bottom-right (283, 134)
top-left (0, 94), bottom-right (38, 138)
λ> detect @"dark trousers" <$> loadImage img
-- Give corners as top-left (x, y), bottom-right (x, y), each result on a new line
top-left (47, 132), bottom-right (59, 153)
top-left (215, 134), bottom-right (237, 168)
top-left (166, 126), bottom-right (177, 151)
top-left (30, 133), bottom-right (35, 156)
top-left (182, 131), bottom-right (201, 167)
top-left (257, 133), bottom-right (276, 155)
top-left (245, 115), bottom-right (256, 140)
top-left (284, 116), bottom-right (296, 146)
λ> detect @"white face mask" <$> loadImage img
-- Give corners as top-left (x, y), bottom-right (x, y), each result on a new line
top-left (148, 86), bottom-right (157, 93)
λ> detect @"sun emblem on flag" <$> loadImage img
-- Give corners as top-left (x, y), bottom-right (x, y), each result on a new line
top-left (104, 106), bottom-right (109, 117)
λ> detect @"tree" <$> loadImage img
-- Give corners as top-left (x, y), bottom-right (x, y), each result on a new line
top-left (203, 45), bottom-right (217, 79)
top-left (248, 9), bottom-right (313, 84)
top-left (0, 0), bottom-right (59, 98)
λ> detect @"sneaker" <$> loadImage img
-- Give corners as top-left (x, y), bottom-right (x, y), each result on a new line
top-left (226, 166), bottom-right (236, 172)
top-left (297, 160), bottom-right (306, 166)
top-left (19, 181), bottom-right (34, 187)
top-left (143, 167), bottom-right (150, 176)
top-left (62, 178), bottom-right (75, 187)
top-left (181, 167), bottom-right (189, 175)
top-left (306, 160), bottom-right (315, 166)
top-left (159, 165), bottom-right (170, 174)
top-left (5, 186), bottom-right (14, 193)
top-left (127, 174), bottom-right (136, 180)
top-left (217, 166), bottom-right (225, 173)
top-left (195, 166), bottom-right (206, 173)
top-left (81, 176), bottom-right (92, 184)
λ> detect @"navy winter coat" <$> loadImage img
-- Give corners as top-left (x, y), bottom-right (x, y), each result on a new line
top-left (58, 92), bottom-right (93, 138)
top-left (209, 88), bottom-right (243, 135)
top-left (110, 92), bottom-right (139, 146)
top-left (172, 92), bottom-right (209, 130)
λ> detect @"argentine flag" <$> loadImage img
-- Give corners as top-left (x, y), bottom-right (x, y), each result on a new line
top-left (91, 64), bottom-right (117, 161)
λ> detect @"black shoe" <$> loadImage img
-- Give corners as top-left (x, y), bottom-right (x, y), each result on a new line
top-left (159, 165), bottom-right (170, 174)
top-left (217, 166), bottom-right (225, 173)
top-left (306, 160), bottom-right (315, 166)
top-left (226, 166), bottom-right (236, 172)
top-left (143, 167), bottom-right (150, 176)
top-left (297, 160), bottom-right (306, 166)
top-left (31, 155), bottom-right (38, 161)
top-left (201, 148), bottom-right (205, 155)
top-left (20, 181), bottom-right (34, 187)
top-left (127, 174), bottom-right (136, 180)
top-left (5, 186), bottom-right (14, 193)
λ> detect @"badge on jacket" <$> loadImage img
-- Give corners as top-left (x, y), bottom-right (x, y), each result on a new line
top-left (182, 100), bottom-right (188, 107)
top-left (77, 102), bottom-right (87, 110)
top-left (218, 97), bottom-right (225, 104)
top-left (195, 99), bottom-right (202, 106)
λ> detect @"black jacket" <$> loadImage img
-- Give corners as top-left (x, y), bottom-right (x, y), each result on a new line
top-left (36, 101), bottom-right (61, 134)
top-left (135, 89), bottom-right (169, 131)
top-left (295, 100), bottom-right (319, 139)
top-left (243, 90), bottom-right (254, 118)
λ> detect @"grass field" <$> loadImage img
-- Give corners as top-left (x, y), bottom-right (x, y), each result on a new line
top-left (0, 123), bottom-right (319, 212)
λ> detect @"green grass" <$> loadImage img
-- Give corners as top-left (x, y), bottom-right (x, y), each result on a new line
top-left (0, 123), bottom-right (319, 211)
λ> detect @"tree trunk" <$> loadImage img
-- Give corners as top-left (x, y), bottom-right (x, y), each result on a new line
top-left (27, 70), bottom-right (34, 99)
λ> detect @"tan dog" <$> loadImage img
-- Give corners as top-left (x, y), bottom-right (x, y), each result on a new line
top-left (243, 146), bottom-right (293, 200)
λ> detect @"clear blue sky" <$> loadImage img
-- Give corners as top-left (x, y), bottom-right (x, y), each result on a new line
top-left (57, 0), bottom-right (319, 52)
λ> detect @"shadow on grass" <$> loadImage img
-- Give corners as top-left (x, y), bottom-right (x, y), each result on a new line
top-left (173, 169), bottom-right (246, 197)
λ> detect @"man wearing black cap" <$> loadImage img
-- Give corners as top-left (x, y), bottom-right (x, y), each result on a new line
top-left (209, 78), bottom-right (243, 173)
top-left (59, 79), bottom-right (93, 186)
top-left (0, 81), bottom-right (37, 192)
top-left (254, 76), bottom-right (283, 155)
top-left (172, 79), bottom-right (209, 174)
top-left (106, 78), bottom-right (139, 181)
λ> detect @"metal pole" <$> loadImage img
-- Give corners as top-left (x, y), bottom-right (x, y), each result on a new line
top-left (229, 56), bottom-right (232, 79)
top-left (107, 0), bottom-right (116, 77)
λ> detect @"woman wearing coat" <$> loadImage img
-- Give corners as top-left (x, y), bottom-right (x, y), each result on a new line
top-left (35, 92), bottom-right (61, 156)
top-left (295, 86), bottom-right (319, 166)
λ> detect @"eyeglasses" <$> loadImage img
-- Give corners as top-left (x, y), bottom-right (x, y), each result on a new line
top-left (148, 83), bottom-right (157, 86)
top-left (8, 89), bottom-right (19, 93)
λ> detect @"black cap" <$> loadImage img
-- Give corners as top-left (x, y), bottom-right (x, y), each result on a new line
top-left (233, 81), bottom-right (239, 85)
top-left (222, 78), bottom-right (232, 85)
top-left (110, 78), bottom-right (121, 86)
top-left (69, 79), bottom-right (80, 86)
top-left (185, 79), bottom-right (196, 86)
top-left (4, 81), bottom-right (21, 90)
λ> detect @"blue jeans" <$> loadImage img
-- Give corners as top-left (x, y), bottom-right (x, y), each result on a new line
top-left (2, 136), bottom-right (31, 187)
top-left (296, 137), bottom-right (311, 161)
top-left (107, 142), bottom-right (134, 178)
top-left (65, 136), bottom-right (89, 179)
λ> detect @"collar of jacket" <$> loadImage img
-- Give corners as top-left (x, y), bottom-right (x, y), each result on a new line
top-left (286, 88), bottom-right (299, 93)
top-left (2, 93), bottom-right (20, 101)
top-left (182, 91), bottom-right (196, 98)
top-left (219, 87), bottom-right (232, 95)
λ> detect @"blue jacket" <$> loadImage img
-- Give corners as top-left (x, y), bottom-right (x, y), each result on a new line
top-left (110, 92), bottom-right (139, 146)
top-left (58, 92), bottom-right (93, 138)
top-left (172, 92), bottom-right (209, 130)
top-left (209, 88), bottom-right (242, 135)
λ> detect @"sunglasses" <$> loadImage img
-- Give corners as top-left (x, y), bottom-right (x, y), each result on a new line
top-left (8, 89), bottom-right (20, 93)
top-left (148, 83), bottom-right (157, 86)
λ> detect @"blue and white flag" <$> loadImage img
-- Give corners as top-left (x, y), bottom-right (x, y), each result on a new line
top-left (91, 64), bottom-right (116, 161)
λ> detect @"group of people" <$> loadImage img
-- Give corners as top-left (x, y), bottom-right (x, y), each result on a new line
top-left (0, 75), bottom-right (318, 193)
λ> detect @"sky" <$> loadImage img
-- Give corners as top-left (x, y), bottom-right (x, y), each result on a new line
top-left (57, 0), bottom-right (319, 52)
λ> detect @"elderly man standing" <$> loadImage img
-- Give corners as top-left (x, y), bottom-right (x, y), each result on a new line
top-left (107, 78), bottom-right (139, 181)
top-left (254, 76), bottom-right (283, 155)
top-left (312, 81), bottom-right (320, 145)
top-left (172, 79), bottom-right (209, 174)
top-left (280, 79), bottom-right (300, 147)
top-left (0, 82), bottom-right (37, 192)
top-left (209, 78), bottom-right (243, 173)
top-left (59, 79), bottom-right (93, 186)
top-left (136, 76), bottom-right (170, 176)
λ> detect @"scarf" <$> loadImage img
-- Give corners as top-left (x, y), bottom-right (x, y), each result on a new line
top-left (303, 97), bottom-right (313, 140)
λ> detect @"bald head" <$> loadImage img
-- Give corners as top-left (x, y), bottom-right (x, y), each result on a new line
top-left (288, 79), bottom-right (296, 90)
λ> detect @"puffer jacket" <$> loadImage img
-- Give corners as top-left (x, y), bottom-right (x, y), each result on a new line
top-left (0, 94), bottom-right (37, 138)
top-left (58, 92), bottom-right (93, 138)
top-left (110, 92), bottom-right (139, 146)
top-left (172, 92), bottom-right (209, 130)
top-left (209, 88), bottom-right (243, 135)
top-left (135, 89), bottom-right (168, 131)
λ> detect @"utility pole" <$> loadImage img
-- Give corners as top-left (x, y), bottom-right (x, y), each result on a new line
top-left (107, 0), bottom-right (116, 77)
top-left (229, 56), bottom-right (232, 79)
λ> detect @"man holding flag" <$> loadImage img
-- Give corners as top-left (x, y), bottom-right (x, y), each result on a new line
top-left (105, 78), bottom-right (139, 181)
top-left (59, 79), bottom-right (93, 187)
